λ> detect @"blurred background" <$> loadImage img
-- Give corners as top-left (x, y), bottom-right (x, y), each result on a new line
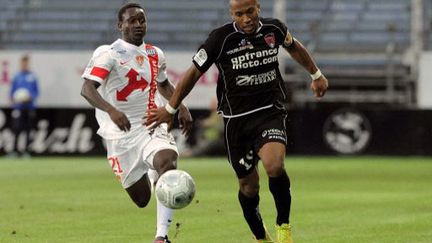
top-left (0, 0), bottom-right (432, 156)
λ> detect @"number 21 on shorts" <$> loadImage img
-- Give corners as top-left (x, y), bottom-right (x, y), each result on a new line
top-left (108, 156), bottom-right (123, 175)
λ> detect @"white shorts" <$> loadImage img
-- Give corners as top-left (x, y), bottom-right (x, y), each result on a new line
top-left (105, 126), bottom-right (178, 188)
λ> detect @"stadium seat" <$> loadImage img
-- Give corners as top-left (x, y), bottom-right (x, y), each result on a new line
top-left (0, 0), bottom-right (419, 52)
top-left (0, 0), bottom-right (428, 105)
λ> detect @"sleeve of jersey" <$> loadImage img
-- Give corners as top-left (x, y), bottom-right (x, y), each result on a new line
top-left (30, 77), bottom-right (39, 99)
top-left (81, 46), bottom-right (113, 83)
top-left (192, 31), bottom-right (219, 73)
top-left (155, 47), bottom-right (168, 83)
top-left (275, 19), bottom-right (294, 49)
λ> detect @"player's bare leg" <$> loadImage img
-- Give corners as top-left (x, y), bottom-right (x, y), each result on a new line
top-left (259, 142), bottom-right (286, 177)
top-left (125, 174), bottom-right (152, 208)
top-left (153, 149), bottom-right (177, 174)
top-left (259, 142), bottom-right (293, 243)
top-left (152, 149), bottom-right (178, 243)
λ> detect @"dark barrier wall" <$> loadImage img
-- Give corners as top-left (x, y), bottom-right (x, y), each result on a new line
top-left (286, 105), bottom-right (432, 155)
top-left (1, 106), bottom-right (431, 156)
top-left (0, 108), bottom-right (105, 155)
top-left (0, 108), bottom-right (209, 156)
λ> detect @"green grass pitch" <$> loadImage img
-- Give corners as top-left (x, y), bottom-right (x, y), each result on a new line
top-left (0, 156), bottom-right (431, 242)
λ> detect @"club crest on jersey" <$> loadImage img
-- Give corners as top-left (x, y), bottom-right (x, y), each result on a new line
top-left (136, 55), bottom-right (144, 66)
top-left (264, 33), bottom-right (276, 48)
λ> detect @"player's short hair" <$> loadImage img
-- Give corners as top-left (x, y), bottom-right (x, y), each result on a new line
top-left (117, 3), bottom-right (145, 22)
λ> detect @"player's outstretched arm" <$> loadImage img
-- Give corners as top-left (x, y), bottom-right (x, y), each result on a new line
top-left (81, 79), bottom-right (131, 132)
top-left (284, 39), bottom-right (329, 98)
top-left (146, 65), bottom-right (202, 131)
top-left (157, 80), bottom-right (193, 136)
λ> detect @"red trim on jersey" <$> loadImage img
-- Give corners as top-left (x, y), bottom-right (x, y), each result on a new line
top-left (90, 66), bottom-right (109, 80)
top-left (146, 44), bottom-right (159, 113)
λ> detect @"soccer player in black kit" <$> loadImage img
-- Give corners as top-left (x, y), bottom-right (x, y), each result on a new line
top-left (147, 0), bottom-right (328, 242)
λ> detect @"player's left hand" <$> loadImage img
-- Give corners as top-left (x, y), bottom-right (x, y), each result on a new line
top-left (178, 105), bottom-right (193, 137)
top-left (310, 75), bottom-right (329, 99)
top-left (146, 107), bottom-right (175, 131)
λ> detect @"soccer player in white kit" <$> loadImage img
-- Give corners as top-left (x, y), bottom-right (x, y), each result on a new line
top-left (80, 3), bottom-right (192, 243)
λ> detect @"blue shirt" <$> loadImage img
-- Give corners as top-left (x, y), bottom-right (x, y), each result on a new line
top-left (9, 71), bottom-right (39, 110)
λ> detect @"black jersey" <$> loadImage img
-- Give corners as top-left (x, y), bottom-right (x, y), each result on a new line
top-left (192, 18), bottom-right (293, 117)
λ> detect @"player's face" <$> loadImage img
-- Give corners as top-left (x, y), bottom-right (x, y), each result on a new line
top-left (21, 58), bottom-right (29, 71)
top-left (230, 0), bottom-right (261, 34)
top-left (118, 7), bottom-right (147, 45)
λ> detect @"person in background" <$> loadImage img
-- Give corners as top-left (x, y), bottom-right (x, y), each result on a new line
top-left (9, 54), bottom-right (39, 158)
top-left (182, 97), bottom-right (225, 157)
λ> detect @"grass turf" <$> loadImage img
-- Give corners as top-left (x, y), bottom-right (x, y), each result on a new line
top-left (0, 156), bottom-right (431, 242)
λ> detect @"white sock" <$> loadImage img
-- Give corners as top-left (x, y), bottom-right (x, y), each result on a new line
top-left (155, 197), bottom-right (173, 238)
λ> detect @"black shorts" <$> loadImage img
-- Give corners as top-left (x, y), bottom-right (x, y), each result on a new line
top-left (223, 105), bottom-right (288, 178)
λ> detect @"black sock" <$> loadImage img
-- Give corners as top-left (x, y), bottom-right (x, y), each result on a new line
top-left (238, 191), bottom-right (266, 239)
top-left (269, 170), bottom-right (291, 225)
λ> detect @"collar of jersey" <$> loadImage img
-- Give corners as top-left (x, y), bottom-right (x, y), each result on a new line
top-left (116, 38), bottom-right (146, 50)
top-left (233, 20), bottom-right (263, 34)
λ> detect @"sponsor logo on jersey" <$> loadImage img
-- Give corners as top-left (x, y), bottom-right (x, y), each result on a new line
top-left (226, 38), bottom-right (254, 55)
top-left (119, 60), bottom-right (130, 65)
top-left (194, 49), bottom-right (208, 67)
top-left (261, 128), bottom-right (286, 142)
top-left (231, 48), bottom-right (278, 70)
top-left (136, 55), bottom-right (144, 66)
top-left (236, 69), bottom-right (277, 86)
top-left (146, 48), bottom-right (157, 56)
top-left (264, 33), bottom-right (276, 48)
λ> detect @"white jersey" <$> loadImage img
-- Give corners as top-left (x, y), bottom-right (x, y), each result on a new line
top-left (82, 39), bottom-right (168, 139)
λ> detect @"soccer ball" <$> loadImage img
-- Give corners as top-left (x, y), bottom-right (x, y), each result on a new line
top-left (13, 88), bottom-right (31, 103)
top-left (155, 169), bottom-right (195, 209)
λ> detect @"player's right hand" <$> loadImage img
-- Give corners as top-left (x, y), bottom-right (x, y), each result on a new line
top-left (146, 107), bottom-right (174, 131)
top-left (107, 107), bottom-right (131, 132)
top-left (310, 75), bottom-right (329, 99)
